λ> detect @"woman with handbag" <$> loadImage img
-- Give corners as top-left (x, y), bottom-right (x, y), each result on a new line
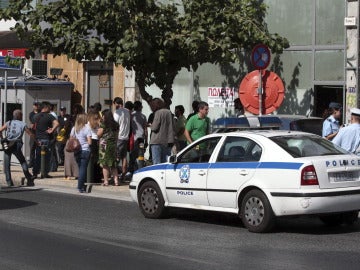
top-left (69, 113), bottom-right (92, 193)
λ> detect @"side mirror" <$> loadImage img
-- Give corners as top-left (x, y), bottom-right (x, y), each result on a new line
top-left (168, 155), bottom-right (178, 164)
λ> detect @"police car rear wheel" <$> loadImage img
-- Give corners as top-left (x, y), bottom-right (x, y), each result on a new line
top-left (138, 181), bottom-right (166, 219)
top-left (240, 190), bottom-right (275, 233)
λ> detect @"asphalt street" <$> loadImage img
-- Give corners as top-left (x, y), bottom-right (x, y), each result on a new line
top-left (1, 188), bottom-right (360, 270)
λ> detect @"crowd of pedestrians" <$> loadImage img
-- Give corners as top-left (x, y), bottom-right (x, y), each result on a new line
top-left (1, 98), bottom-right (212, 192)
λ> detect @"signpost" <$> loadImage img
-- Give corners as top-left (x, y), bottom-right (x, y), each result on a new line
top-left (0, 56), bottom-right (22, 122)
top-left (251, 44), bottom-right (271, 115)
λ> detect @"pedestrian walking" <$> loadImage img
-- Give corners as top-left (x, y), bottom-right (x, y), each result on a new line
top-left (0, 109), bottom-right (34, 187)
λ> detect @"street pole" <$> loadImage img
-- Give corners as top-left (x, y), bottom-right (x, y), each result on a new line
top-left (258, 70), bottom-right (262, 116)
top-left (4, 70), bottom-right (7, 122)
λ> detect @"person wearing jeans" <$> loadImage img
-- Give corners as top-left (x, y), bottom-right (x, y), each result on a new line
top-left (70, 113), bottom-right (92, 193)
top-left (0, 109), bottom-right (34, 187)
top-left (149, 98), bottom-right (175, 164)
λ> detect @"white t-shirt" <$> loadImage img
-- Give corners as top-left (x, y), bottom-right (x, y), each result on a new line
top-left (70, 125), bottom-right (92, 151)
top-left (113, 108), bottom-right (130, 140)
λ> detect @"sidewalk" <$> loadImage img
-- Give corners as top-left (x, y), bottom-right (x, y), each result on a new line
top-left (0, 163), bottom-right (132, 201)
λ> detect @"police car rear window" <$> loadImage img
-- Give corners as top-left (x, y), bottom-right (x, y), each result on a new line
top-left (270, 135), bottom-right (348, 158)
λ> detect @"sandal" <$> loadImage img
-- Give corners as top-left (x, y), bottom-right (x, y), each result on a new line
top-left (102, 181), bottom-right (109, 186)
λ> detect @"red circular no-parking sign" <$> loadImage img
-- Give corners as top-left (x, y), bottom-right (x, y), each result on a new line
top-left (239, 70), bottom-right (285, 115)
top-left (251, 44), bottom-right (271, 70)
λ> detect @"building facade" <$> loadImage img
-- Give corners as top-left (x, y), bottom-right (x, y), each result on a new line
top-left (1, 0), bottom-right (359, 124)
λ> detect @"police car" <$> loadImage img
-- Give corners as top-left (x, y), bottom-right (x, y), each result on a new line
top-left (129, 130), bottom-right (360, 233)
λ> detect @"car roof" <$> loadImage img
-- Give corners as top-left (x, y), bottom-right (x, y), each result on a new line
top-left (213, 129), bottom-right (317, 138)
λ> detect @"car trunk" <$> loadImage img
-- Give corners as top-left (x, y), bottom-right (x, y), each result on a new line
top-left (307, 156), bottom-right (360, 189)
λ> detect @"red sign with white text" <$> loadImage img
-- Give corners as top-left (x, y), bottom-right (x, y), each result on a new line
top-left (0, 49), bottom-right (27, 57)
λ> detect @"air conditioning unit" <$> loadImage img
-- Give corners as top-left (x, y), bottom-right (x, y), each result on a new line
top-left (23, 59), bottom-right (47, 76)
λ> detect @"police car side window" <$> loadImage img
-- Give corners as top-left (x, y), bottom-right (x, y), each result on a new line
top-left (178, 137), bottom-right (221, 163)
top-left (217, 137), bottom-right (262, 162)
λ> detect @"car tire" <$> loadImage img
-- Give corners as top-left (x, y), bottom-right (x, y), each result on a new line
top-left (240, 189), bottom-right (275, 233)
top-left (138, 181), bottom-right (166, 219)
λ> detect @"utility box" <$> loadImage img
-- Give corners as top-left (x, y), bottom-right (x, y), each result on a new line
top-left (0, 78), bottom-right (74, 161)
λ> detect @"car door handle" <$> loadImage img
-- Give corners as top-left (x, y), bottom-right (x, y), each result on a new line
top-left (198, 170), bottom-right (206, 176)
top-left (239, 170), bottom-right (248, 176)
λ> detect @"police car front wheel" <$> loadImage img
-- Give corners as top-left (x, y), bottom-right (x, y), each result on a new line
top-left (240, 190), bottom-right (275, 233)
top-left (138, 181), bottom-right (166, 219)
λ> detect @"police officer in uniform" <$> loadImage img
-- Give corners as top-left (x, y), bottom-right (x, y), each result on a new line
top-left (332, 108), bottom-right (360, 154)
top-left (322, 102), bottom-right (342, 140)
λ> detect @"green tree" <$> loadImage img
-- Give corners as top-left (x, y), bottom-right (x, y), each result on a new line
top-left (0, 0), bottom-right (288, 106)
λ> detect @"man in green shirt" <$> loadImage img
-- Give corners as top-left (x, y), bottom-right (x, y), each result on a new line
top-left (184, 101), bottom-right (210, 144)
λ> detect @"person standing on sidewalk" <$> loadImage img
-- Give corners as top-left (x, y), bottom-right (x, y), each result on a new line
top-left (184, 101), bottom-right (210, 144)
top-left (0, 109), bottom-right (35, 187)
top-left (149, 98), bottom-right (175, 164)
top-left (174, 105), bottom-right (187, 152)
top-left (32, 101), bottom-right (59, 179)
top-left (322, 102), bottom-right (342, 141)
top-left (113, 97), bottom-right (131, 180)
top-left (332, 108), bottom-right (360, 154)
top-left (28, 101), bottom-right (39, 168)
top-left (70, 113), bottom-right (92, 193)
top-left (97, 109), bottom-right (119, 186)
top-left (129, 101), bottom-right (147, 174)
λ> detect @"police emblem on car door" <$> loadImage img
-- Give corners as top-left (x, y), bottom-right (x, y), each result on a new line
top-left (165, 137), bottom-right (222, 205)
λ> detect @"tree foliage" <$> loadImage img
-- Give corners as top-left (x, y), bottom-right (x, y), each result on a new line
top-left (0, 0), bottom-right (289, 106)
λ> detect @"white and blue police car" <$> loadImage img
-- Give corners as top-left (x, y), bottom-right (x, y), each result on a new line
top-left (130, 130), bottom-right (360, 233)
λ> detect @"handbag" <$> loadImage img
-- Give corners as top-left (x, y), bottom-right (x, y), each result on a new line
top-left (65, 136), bottom-right (81, 152)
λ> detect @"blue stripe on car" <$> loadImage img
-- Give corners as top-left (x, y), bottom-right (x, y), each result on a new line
top-left (133, 162), bottom-right (303, 174)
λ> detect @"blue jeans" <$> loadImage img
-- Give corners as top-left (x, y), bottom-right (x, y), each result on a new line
top-left (151, 144), bottom-right (171, 164)
top-left (4, 141), bottom-right (32, 185)
top-left (75, 150), bottom-right (90, 191)
top-left (33, 139), bottom-right (51, 176)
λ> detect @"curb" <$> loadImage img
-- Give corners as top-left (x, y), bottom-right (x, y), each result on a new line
top-left (0, 164), bottom-right (132, 201)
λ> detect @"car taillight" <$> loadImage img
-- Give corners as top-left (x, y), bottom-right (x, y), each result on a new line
top-left (301, 165), bottom-right (319, 185)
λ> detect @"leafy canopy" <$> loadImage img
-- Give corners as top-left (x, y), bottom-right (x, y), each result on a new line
top-left (0, 0), bottom-right (289, 105)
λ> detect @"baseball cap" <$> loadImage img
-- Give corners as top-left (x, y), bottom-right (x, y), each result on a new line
top-left (351, 108), bottom-right (360, 116)
top-left (329, 102), bottom-right (342, 110)
top-left (33, 101), bottom-right (40, 105)
top-left (60, 106), bottom-right (66, 111)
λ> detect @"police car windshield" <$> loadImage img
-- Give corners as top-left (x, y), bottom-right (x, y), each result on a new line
top-left (270, 135), bottom-right (348, 158)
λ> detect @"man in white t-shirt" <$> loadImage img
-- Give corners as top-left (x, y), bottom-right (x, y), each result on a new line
top-left (113, 97), bottom-right (131, 179)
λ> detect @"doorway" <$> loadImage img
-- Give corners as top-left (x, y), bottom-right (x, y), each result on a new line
top-left (313, 85), bottom-right (343, 118)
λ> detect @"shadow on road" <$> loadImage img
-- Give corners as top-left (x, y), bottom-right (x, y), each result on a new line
top-left (0, 188), bottom-right (40, 210)
top-left (0, 197), bottom-right (38, 210)
top-left (166, 208), bottom-right (360, 235)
